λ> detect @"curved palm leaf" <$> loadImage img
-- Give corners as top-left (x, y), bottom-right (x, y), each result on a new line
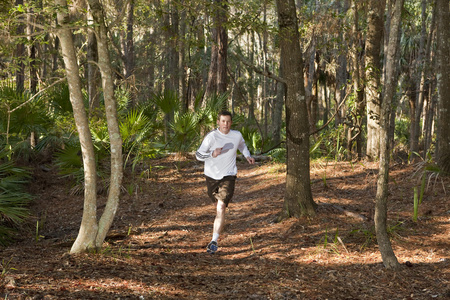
top-left (169, 112), bottom-right (201, 153)
top-left (0, 151), bottom-right (32, 245)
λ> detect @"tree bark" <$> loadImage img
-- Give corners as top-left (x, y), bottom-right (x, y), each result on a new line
top-left (365, 0), bottom-right (386, 160)
top-left (26, 10), bottom-right (38, 95)
top-left (272, 56), bottom-right (284, 145)
top-left (276, 0), bottom-right (316, 219)
top-left (350, 0), bottom-right (365, 160)
top-left (205, 0), bottom-right (228, 99)
top-left (216, 0), bottom-right (228, 95)
top-left (15, 0), bottom-right (25, 93)
top-left (411, 0), bottom-right (428, 159)
top-left (421, 5), bottom-right (436, 157)
top-left (375, 0), bottom-right (403, 270)
top-left (166, 0), bottom-right (179, 94)
top-left (435, 0), bottom-right (450, 174)
top-left (55, 0), bottom-right (99, 253)
top-left (334, 0), bottom-right (350, 127)
top-left (87, 10), bottom-right (100, 116)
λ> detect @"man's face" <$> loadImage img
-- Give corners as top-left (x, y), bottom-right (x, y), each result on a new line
top-left (217, 115), bottom-right (232, 134)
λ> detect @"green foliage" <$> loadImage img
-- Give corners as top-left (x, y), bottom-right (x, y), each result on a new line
top-left (120, 107), bottom-right (159, 169)
top-left (0, 151), bottom-right (32, 246)
top-left (45, 82), bottom-right (73, 114)
top-left (239, 126), bottom-right (261, 154)
top-left (413, 186), bottom-right (419, 222)
top-left (394, 118), bottom-right (410, 149)
top-left (0, 81), bottom-right (64, 161)
top-left (151, 89), bottom-right (181, 116)
top-left (54, 145), bottom-right (84, 185)
top-left (195, 92), bottom-right (229, 131)
top-left (349, 225), bottom-right (376, 251)
top-left (310, 123), bottom-right (347, 161)
top-left (168, 111), bottom-right (201, 153)
top-left (147, 89), bottom-right (230, 154)
top-left (316, 227), bottom-right (343, 255)
top-left (1, 258), bottom-right (17, 277)
top-left (267, 147), bottom-right (286, 163)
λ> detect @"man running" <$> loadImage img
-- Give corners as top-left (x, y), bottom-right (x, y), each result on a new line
top-left (196, 111), bottom-right (255, 254)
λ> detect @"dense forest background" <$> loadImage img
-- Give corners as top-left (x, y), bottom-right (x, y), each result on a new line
top-left (0, 0), bottom-right (449, 269)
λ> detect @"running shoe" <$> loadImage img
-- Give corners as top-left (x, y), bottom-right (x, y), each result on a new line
top-left (206, 241), bottom-right (218, 254)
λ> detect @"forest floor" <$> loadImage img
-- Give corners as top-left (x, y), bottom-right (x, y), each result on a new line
top-left (1, 156), bottom-right (449, 299)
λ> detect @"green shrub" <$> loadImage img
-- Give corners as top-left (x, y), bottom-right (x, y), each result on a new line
top-left (0, 151), bottom-right (32, 245)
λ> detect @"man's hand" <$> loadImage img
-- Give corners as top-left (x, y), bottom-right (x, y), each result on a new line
top-left (246, 156), bottom-right (255, 164)
top-left (212, 148), bottom-right (222, 158)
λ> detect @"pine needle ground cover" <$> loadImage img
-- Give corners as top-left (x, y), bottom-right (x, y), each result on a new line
top-left (1, 159), bottom-right (449, 299)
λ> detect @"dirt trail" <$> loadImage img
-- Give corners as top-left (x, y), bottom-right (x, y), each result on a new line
top-left (1, 159), bottom-right (449, 299)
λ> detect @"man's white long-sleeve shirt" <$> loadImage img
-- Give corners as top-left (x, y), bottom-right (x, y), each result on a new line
top-left (196, 129), bottom-right (251, 180)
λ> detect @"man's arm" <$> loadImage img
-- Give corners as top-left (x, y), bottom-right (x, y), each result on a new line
top-left (238, 133), bottom-right (255, 164)
top-left (196, 134), bottom-right (214, 161)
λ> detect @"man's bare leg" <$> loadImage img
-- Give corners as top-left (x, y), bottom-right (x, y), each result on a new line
top-left (212, 200), bottom-right (226, 241)
top-left (207, 200), bottom-right (226, 253)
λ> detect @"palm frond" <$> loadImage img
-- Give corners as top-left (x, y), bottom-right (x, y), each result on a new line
top-left (151, 89), bottom-right (181, 115)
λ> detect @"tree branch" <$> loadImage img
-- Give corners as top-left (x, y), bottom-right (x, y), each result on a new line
top-left (229, 50), bottom-right (287, 84)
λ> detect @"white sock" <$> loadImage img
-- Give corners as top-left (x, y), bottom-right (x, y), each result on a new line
top-left (212, 233), bottom-right (219, 242)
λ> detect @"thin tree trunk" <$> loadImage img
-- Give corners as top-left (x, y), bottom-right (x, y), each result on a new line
top-left (276, 0), bottom-right (316, 219)
top-left (351, 0), bottom-right (365, 160)
top-left (306, 37), bottom-right (316, 131)
top-left (179, 6), bottom-right (187, 112)
top-left (435, 0), bottom-right (450, 173)
top-left (52, 35), bottom-right (59, 74)
top-left (334, 0), bottom-right (350, 128)
top-left (421, 5), bottom-right (436, 157)
top-left (87, 11), bottom-right (100, 116)
top-left (273, 56), bottom-right (284, 145)
top-left (365, 0), bottom-right (386, 160)
top-left (216, 0), bottom-right (228, 95)
top-left (15, 0), bottom-right (25, 93)
top-left (375, 0), bottom-right (404, 270)
top-left (168, 1), bottom-right (179, 94)
top-left (55, 0), bottom-right (99, 253)
top-left (205, 0), bottom-right (228, 99)
top-left (86, 0), bottom-right (124, 249)
top-left (27, 11), bottom-right (38, 94)
top-left (411, 0), bottom-right (428, 159)
top-left (125, 0), bottom-right (134, 80)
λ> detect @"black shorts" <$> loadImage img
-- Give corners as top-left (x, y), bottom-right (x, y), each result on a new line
top-left (205, 175), bottom-right (237, 207)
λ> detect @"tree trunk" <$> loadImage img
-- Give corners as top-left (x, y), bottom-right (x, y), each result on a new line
top-left (375, 0), bottom-right (404, 270)
top-left (273, 56), bottom-right (284, 145)
top-left (179, 7), bottom-right (187, 112)
top-left (167, 1), bottom-right (179, 94)
top-left (205, 34), bottom-right (218, 99)
top-left (351, 0), bottom-right (365, 160)
top-left (334, 0), bottom-right (350, 127)
top-left (435, 0), bottom-right (450, 174)
top-left (55, 0), bottom-right (99, 253)
top-left (205, 0), bottom-right (228, 99)
top-left (125, 0), bottom-right (134, 80)
top-left (276, 0), bottom-right (316, 219)
top-left (26, 10), bottom-right (38, 95)
top-left (410, 0), bottom-right (428, 159)
top-left (15, 0), bottom-right (25, 93)
top-left (216, 0), bottom-right (228, 95)
top-left (421, 5), bottom-right (436, 157)
top-left (87, 11), bottom-right (100, 115)
top-left (86, 0), bottom-right (124, 250)
top-left (305, 37), bottom-right (316, 131)
top-left (365, 0), bottom-right (386, 160)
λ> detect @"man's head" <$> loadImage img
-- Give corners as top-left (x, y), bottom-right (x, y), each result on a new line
top-left (217, 111), bottom-right (233, 134)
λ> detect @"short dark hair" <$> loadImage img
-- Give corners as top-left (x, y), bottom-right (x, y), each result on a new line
top-left (218, 110), bottom-right (232, 120)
